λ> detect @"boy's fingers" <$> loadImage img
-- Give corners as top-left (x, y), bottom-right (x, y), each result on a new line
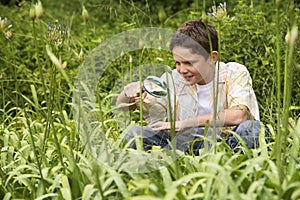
top-left (124, 81), bottom-right (141, 97)
top-left (150, 122), bottom-right (170, 130)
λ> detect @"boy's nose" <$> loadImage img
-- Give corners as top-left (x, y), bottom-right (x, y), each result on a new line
top-left (177, 64), bottom-right (188, 74)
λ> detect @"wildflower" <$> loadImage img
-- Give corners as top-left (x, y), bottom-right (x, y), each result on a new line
top-left (0, 17), bottom-right (11, 33)
top-left (207, 2), bottom-right (228, 22)
top-left (220, 2), bottom-right (226, 9)
top-left (47, 21), bottom-right (68, 48)
top-left (5, 31), bottom-right (12, 40)
top-left (0, 17), bottom-right (13, 40)
top-left (82, 5), bottom-right (89, 23)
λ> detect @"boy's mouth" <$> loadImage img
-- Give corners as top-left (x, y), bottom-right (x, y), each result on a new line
top-left (183, 75), bottom-right (193, 81)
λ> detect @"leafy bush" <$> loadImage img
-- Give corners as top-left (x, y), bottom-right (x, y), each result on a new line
top-left (0, 0), bottom-right (299, 199)
top-left (217, 0), bottom-right (299, 123)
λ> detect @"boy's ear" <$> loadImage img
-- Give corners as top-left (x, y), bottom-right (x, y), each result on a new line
top-left (211, 51), bottom-right (218, 63)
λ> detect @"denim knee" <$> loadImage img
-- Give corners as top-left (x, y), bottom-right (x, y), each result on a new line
top-left (122, 126), bottom-right (170, 150)
top-left (228, 120), bottom-right (265, 150)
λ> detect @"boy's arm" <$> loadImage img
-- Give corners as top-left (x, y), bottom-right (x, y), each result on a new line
top-left (150, 104), bottom-right (250, 131)
top-left (193, 104), bottom-right (250, 127)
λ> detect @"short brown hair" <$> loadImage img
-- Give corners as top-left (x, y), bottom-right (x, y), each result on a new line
top-left (170, 20), bottom-right (218, 57)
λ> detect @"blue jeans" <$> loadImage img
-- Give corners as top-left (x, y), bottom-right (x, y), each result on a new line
top-left (122, 120), bottom-right (270, 154)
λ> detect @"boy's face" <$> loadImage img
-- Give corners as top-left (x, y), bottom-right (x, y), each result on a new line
top-left (172, 46), bottom-right (215, 85)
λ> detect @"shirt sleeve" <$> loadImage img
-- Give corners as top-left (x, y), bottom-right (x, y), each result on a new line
top-left (227, 63), bottom-right (260, 120)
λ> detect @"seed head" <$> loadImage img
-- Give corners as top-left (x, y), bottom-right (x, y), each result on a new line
top-left (29, 5), bottom-right (36, 20)
top-left (82, 5), bottom-right (89, 23)
top-left (158, 7), bottom-right (166, 24)
top-left (35, 1), bottom-right (43, 19)
top-left (29, 1), bottom-right (43, 20)
top-left (276, 0), bottom-right (281, 9)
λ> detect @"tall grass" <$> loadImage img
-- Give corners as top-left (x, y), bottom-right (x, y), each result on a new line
top-left (0, 0), bottom-right (299, 199)
top-left (273, 0), bottom-right (298, 190)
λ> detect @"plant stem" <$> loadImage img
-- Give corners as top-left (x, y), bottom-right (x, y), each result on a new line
top-left (98, 96), bottom-right (111, 165)
top-left (274, 4), bottom-right (283, 183)
top-left (204, 19), bottom-right (216, 152)
top-left (24, 106), bottom-right (45, 193)
top-left (165, 71), bottom-right (179, 178)
top-left (31, 19), bottom-right (46, 192)
top-left (32, 20), bottom-right (50, 155)
top-left (282, 23), bottom-right (296, 176)
top-left (213, 22), bottom-right (221, 152)
top-left (138, 49), bottom-right (144, 150)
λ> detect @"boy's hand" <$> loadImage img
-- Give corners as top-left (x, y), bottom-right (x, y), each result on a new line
top-left (124, 82), bottom-right (147, 100)
top-left (150, 121), bottom-right (187, 132)
top-left (124, 82), bottom-right (141, 97)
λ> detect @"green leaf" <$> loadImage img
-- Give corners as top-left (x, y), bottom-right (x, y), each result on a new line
top-left (60, 175), bottom-right (72, 200)
top-left (82, 184), bottom-right (98, 200)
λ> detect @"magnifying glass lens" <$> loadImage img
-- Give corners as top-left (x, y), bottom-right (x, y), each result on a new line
top-left (143, 76), bottom-right (167, 98)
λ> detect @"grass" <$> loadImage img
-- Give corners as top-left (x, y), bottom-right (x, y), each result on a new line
top-left (0, 0), bottom-right (299, 199)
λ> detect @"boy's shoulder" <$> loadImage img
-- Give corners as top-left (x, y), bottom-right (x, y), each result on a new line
top-left (221, 62), bottom-right (248, 72)
top-left (218, 62), bottom-right (251, 81)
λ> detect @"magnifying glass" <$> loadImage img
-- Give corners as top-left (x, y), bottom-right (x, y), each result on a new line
top-left (143, 76), bottom-right (168, 98)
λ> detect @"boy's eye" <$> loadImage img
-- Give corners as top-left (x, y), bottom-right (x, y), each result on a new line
top-left (188, 61), bottom-right (196, 65)
top-left (175, 61), bottom-right (195, 66)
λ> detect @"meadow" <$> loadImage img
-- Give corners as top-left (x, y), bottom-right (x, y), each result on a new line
top-left (0, 0), bottom-right (299, 199)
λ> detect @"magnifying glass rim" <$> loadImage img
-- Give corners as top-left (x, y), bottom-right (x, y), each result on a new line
top-left (143, 76), bottom-right (167, 98)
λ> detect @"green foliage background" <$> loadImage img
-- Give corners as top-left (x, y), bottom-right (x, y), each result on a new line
top-left (0, 0), bottom-right (299, 199)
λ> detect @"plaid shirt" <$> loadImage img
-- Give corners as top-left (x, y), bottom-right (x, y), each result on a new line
top-left (217, 61), bottom-right (259, 120)
top-left (140, 61), bottom-right (259, 126)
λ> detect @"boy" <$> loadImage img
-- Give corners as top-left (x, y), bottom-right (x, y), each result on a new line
top-left (116, 19), bottom-right (266, 153)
